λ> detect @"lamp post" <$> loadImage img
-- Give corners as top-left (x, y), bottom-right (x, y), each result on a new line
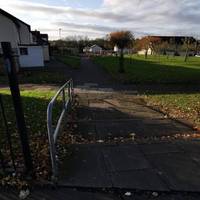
top-left (59, 28), bottom-right (62, 39)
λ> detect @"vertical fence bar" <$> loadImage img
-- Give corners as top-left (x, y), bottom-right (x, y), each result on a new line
top-left (0, 95), bottom-right (16, 171)
top-left (1, 42), bottom-right (33, 176)
top-left (0, 150), bottom-right (6, 174)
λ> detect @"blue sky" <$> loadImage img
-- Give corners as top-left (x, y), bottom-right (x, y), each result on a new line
top-left (1, 0), bottom-right (200, 40)
top-left (24, 0), bottom-right (102, 8)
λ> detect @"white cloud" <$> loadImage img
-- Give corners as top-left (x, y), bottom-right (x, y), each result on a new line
top-left (0, 0), bottom-right (200, 39)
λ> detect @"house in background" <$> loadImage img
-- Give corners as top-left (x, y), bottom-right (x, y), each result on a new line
top-left (89, 45), bottom-right (102, 54)
top-left (0, 8), bottom-right (49, 68)
top-left (0, 8), bottom-right (31, 53)
top-left (83, 46), bottom-right (90, 53)
top-left (138, 48), bottom-right (153, 55)
top-left (83, 45), bottom-right (102, 54)
top-left (137, 36), bottom-right (197, 56)
top-left (114, 45), bottom-right (133, 54)
top-left (18, 45), bottom-right (44, 67)
top-left (31, 31), bottom-right (50, 62)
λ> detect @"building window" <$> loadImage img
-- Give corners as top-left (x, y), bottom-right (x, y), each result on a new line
top-left (20, 48), bottom-right (28, 55)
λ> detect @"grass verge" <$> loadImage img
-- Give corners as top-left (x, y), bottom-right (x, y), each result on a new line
top-left (0, 70), bottom-right (68, 85)
top-left (0, 88), bottom-right (67, 184)
top-left (145, 93), bottom-right (200, 128)
top-left (94, 55), bottom-right (200, 84)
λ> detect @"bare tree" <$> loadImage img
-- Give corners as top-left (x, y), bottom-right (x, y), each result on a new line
top-left (137, 36), bottom-right (161, 59)
top-left (184, 37), bottom-right (190, 62)
top-left (109, 31), bottom-right (134, 73)
top-left (183, 37), bottom-right (196, 62)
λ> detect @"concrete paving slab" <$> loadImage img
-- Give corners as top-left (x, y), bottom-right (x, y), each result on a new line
top-left (92, 108), bottom-right (132, 120)
top-left (177, 140), bottom-right (200, 153)
top-left (121, 110), bottom-right (165, 120)
top-left (139, 143), bottom-right (183, 155)
top-left (103, 145), bottom-right (150, 172)
top-left (76, 85), bottom-right (90, 89)
top-left (0, 188), bottom-right (119, 200)
top-left (104, 99), bottom-right (121, 107)
top-left (122, 193), bottom-right (200, 200)
top-left (77, 107), bottom-right (94, 120)
top-left (89, 102), bottom-right (111, 109)
top-left (147, 153), bottom-right (200, 191)
top-left (95, 120), bottom-right (141, 139)
top-left (111, 169), bottom-right (168, 191)
top-left (59, 145), bottom-right (112, 188)
top-left (139, 121), bottom-right (183, 137)
top-left (78, 99), bottom-right (89, 107)
top-left (189, 153), bottom-right (200, 166)
top-left (173, 122), bottom-right (194, 133)
top-left (176, 141), bottom-right (200, 166)
top-left (84, 83), bottom-right (99, 87)
top-left (95, 119), bottom-right (188, 139)
top-left (77, 122), bottom-right (96, 139)
top-left (98, 88), bottom-right (114, 92)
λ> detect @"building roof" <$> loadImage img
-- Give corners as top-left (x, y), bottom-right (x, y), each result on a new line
top-left (151, 36), bottom-right (196, 44)
top-left (31, 31), bottom-right (49, 45)
top-left (0, 8), bottom-right (31, 31)
top-left (90, 44), bottom-right (102, 49)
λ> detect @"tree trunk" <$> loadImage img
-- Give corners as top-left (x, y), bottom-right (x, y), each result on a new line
top-left (145, 49), bottom-right (148, 59)
top-left (184, 39), bottom-right (189, 62)
top-left (184, 47), bottom-right (189, 62)
top-left (119, 49), bottom-right (125, 73)
top-left (195, 40), bottom-right (198, 55)
top-left (174, 43), bottom-right (178, 56)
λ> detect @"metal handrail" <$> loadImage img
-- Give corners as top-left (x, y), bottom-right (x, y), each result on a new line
top-left (47, 79), bottom-right (73, 181)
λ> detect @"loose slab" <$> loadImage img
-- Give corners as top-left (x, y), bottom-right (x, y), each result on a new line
top-left (103, 145), bottom-right (150, 172)
top-left (59, 145), bottom-right (112, 188)
top-left (111, 169), bottom-right (168, 191)
top-left (140, 143), bottom-right (183, 155)
top-left (147, 153), bottom-right (200, 191)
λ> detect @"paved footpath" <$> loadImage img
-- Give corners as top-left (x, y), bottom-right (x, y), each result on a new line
top-left (57, 57), bottom-right (200, 198)
top-left (3, 57), bottom-right (200, 199)
top-left (59, 91), bottom-right (200, 193)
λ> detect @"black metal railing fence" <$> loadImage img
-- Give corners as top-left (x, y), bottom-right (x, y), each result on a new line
top-left (0, 94), bottom-right (17, 175)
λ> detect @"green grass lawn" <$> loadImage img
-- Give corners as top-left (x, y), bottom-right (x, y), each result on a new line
top-left (0, 89), bottom-right (57, 138)
top-left (0, 69), bottom-right (68, 85)
top-left (0, 88), bottom-right (64, 180)
top-left (94, 55), bottom-right (200, 128)
top-left (94, 55), bottom-right (200, 84)
top-left (145, 93), bottom-right (200, 128)
top-left (56, 55), bottom-right (81, 69)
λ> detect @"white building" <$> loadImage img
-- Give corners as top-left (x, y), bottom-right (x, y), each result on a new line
top-left (89, 45), bottom-right (102, 54)
top-left (0, 9), bottom-right (48, 67)
top-left (31, 31), bottom-right (50, 62)
top-left (83, 46), bottom-right (90, 53)
top-left (0, 9), bottom-right (29, 52)
top-left (18, 45), bottom-right (44, 67)
top-left (114, 45), bottom-right (133, 54)
top-left (138, 48), bottom-right (153, 55)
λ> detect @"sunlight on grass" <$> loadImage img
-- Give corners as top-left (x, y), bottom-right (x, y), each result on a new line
top-left (0, 89), bottom-right (62, 138)
top-left (0, 88), bottom-right (68, 181)
top-left (0, 70), bottom-right (68, 85)
top-left (146, 93), bottom-right (200, 127)
top-left (94, 55), bottom-right (200, 83)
